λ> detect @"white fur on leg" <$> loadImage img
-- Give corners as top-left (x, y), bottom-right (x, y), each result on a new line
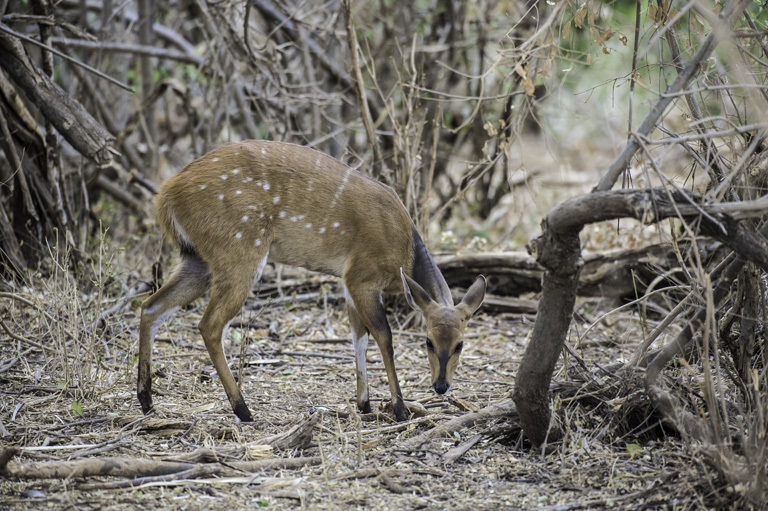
top-left (221, 319), bottom-right (233, 346)
top-left (352, 330), bottom-right (369, 406)
top-left (148, 306), bottom-right (180, 341)
top-left (344, 286), bottom-right (370, 408)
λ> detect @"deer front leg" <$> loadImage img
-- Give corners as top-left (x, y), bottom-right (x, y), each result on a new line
top-left (345, 295), bottom-right (371, 413)
top-left (345, 287), bottom-right (407, 421)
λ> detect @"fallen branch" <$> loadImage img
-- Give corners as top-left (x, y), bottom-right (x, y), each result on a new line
top-left (254, 412), bottom-right (320, 451)
top-left (441, 433), bottom-right (482, 464)
top-left (403, 398), bottom-right (516, 449)
top-left (438, 244), bottom-right (681, 300)
top-left (0, 448), bottom-right (320, 480)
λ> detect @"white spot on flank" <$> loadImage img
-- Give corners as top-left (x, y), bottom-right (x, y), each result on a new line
top-left (236, 190), bottom-right (242, 195)
top-left (220, 174), bottom-right (228, 180)
top-left (199, 184), bottom-right (207, 190)
top-left (332, 222), bottom-right (340, 228)
top-left (242, 216), bottom-right (249, 221)
top-left (219, 194), bottom-right (224, 200)
top-left (256, 181), bottom-right (262, 187)
top-left (260, 213), bottom-right (265, 218)
top-left (290, 216), bottom-right (297, 222)
top-left (305, 223), bottom-right (312, 228)
top-left (213, 157), bottom-right (220, 162)
top-left (235, 232), bottom-right (242, 239)
top-left (279, 211), bottom-right (286, 218)
top-left (298, 214), bottom-right (305, 220)
top-left (254, 238), bottom-right (261, 246)
top-left (319, 227), bottom-right (326, 234)
top-left (248, 205), bottom-right (257, 210)
top-left (234, 151), bottom-right (240, 156)
top-left (261, 148), bottom-right (266, 155)
top-left (263, 183), bottom-right (270, 191)
top-left (261, 228), bottom-right (265, 234)
top-left (232, 168), bottom-right (240, 174)
top-left (245, 177), bottom-right (253, 182)
top-left (273, 196), bottom-right (280, 204)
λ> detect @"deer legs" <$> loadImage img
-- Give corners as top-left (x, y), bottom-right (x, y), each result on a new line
top-left (345, 285), bottom-right (407, 421)
top-left (197, 268), bottom-right (260, 423)
top-left (141, 251), bottom-right (410, 422)
top-left (139, 253), bottom-right (265, 423)
top-left (346, 301), bottom-right (371, 413)
top-left (138, 255), bottom-right (210, 415)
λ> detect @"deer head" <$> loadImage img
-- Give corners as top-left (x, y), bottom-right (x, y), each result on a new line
top-left (401, 269), bottom-right (486, 395)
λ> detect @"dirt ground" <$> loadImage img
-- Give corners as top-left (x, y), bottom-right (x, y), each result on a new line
top-left (1, 264), bottom-right (722, 510)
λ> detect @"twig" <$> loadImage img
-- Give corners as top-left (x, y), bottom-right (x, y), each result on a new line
top-left (0, 22), bottom-right (132, 92)
top-left (403, 398), bottom-right (516, 449)
top-left (594, 0), bottom-right (752, 191)
top-left (49, 37), bottom-right (203, 65)
top-left (342, 0), bottom-right (385, 182)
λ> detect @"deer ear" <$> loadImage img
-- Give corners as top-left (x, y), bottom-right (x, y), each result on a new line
top-left (457, 275), bottom-right (486, 319)
top-left (400, 268), bottom-right (435, 313)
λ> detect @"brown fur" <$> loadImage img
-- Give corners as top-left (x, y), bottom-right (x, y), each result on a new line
top-left (138, 140), bottom-right (485, 422)
top-left (157, 141), bottom-right (414, 285)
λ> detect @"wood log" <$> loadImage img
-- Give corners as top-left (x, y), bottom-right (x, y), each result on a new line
top-left (0, 447), bottom-right (320, 480)
top-left (438, 243), bottom-right (681, 300)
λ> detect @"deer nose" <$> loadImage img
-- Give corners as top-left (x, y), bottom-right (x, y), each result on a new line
top-left (433, 381), bottom-right (450, 394)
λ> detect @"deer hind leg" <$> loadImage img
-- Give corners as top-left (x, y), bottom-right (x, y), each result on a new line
top-left (345, 285), bottom-right (407, 421)
top-left (345, 288), bottom-right (371, 413)
top-left (197, 253), bottom-right (267, 422)
top-left (138, 254), bottom-right (211, 415)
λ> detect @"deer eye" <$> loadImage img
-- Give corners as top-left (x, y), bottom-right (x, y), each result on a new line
top-left (454, 341), bottom-right (464, 354)
top-left (425, 338), bottom-right (435, 352)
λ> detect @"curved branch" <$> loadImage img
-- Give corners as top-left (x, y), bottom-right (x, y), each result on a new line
top-left (513, 188), bottom-right (768, 446)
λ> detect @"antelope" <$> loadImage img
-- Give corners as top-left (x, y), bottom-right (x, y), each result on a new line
top-left (138, 140), bottom-right (486, 422)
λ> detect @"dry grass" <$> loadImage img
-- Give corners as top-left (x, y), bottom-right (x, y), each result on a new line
top-left (0, 233), bottom-right (738, 510)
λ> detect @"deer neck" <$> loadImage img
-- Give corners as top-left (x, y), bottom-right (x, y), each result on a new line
top-left (410, 227), bottom-right (452, 306)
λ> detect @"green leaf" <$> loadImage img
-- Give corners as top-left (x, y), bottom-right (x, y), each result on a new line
top-left (626, 442), bottom-right (643, 457)
top-left (71, 400), bottom-right (84, 417)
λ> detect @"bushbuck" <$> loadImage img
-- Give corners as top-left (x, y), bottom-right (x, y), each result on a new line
top-left (138, 140), bottom-right (486, 422)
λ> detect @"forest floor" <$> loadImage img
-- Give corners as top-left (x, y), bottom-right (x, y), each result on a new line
top-left (0, 285), bottom-right (717, 511)
top-left (1, 132), bottom-right (729, 510)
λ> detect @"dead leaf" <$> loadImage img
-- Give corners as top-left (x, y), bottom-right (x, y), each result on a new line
top-left (574, 7), bottom-right (586, 28)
